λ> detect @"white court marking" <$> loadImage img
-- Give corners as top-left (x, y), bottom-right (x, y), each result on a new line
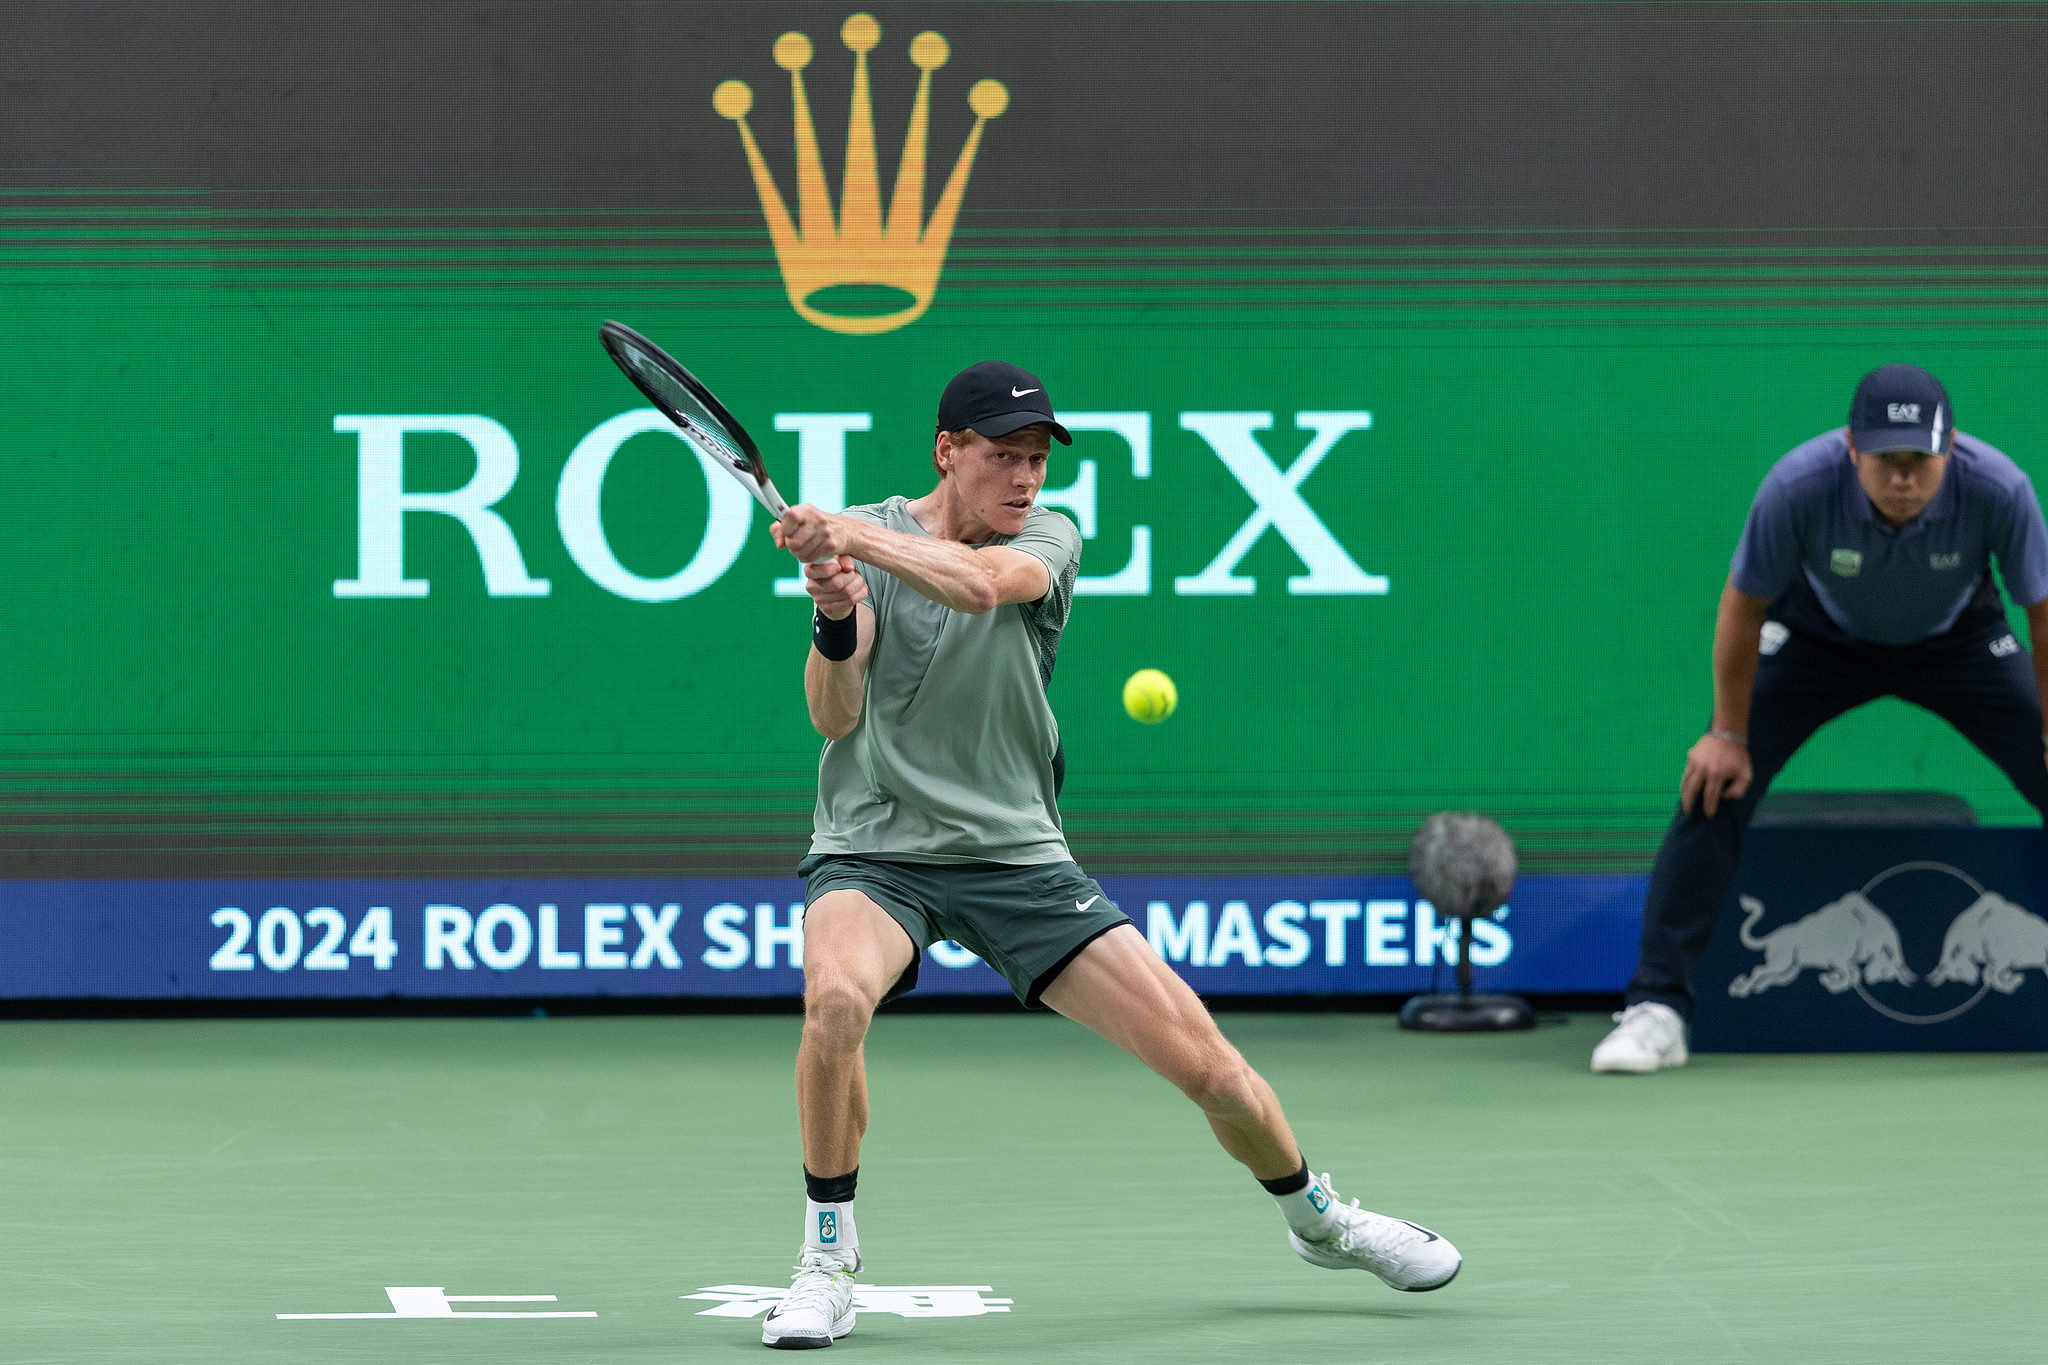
top-left (685, 1284), bottom-right (1013, 1319)
top-left (278, 1286), bottom-right (597, 1319)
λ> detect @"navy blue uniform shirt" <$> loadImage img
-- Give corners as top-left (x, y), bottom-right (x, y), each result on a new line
top-left (1730, 429), bottom-right (2048, 646)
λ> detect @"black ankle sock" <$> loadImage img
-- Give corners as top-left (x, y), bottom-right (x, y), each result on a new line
top-left (805, 1166), bottom-right (859, 1204)
top-left (1258, 1161), bottom-right (1311, 1196)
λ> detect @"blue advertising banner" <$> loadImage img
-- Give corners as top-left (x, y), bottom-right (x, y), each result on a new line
top-left (0, 873), bottom-right (1644, 1000)
top-left (1692, 828), bottom-right (2048, 1052)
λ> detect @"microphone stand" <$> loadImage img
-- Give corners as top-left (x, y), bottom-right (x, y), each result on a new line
top-left (1397, 904), bottom-right (1536, 1032)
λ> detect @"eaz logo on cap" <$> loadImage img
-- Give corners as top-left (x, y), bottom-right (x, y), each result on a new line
top-left (1887, 403), bottom-right (1923, 422)
top-left (716, 14), bottom-right (1009, 336)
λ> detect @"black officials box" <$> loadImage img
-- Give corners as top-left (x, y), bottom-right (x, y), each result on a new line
top-left (1691, 793), bottom-right (2048, 1052)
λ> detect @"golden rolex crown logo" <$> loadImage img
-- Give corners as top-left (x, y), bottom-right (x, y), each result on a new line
top-left (715, 13), bottom-right (1008, 336)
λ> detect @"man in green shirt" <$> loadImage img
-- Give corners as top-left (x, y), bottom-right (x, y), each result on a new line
top-left (754, 361), bottom-right (1462, 1350)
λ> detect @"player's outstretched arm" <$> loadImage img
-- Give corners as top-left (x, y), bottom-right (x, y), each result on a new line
top-left (1680, 578), bottom-right (1771, 817)
top-left (778, 504), bottom-right (1048, 613)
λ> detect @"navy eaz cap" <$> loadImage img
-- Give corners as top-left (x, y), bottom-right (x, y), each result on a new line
top-left (938, 361), bottom-right (1073, 445)
top-left (1850, 363), bottom-right (1953, 457)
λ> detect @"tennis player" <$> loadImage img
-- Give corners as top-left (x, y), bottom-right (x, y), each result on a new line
top-left (753, 361), bottom-right (1461, 1348)
top-left (1594, 363), bottom-right (2048, 1073)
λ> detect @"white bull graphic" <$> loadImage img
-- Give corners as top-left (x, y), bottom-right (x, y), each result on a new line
top-left (1925, 893), bottom-right (2048, 994)
top-left (1727, 893), bottom-right (1917, 998)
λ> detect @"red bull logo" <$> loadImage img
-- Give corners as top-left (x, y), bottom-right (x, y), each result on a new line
top-left (1926, 893), bottom-right (2048, 995)
top-left (1727, 861), bottom-right (2048, 1024)
top-left (1728, 892), bottom-right (1914, 998)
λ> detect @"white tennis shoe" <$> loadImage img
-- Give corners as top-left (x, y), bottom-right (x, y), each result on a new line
top-left (760, 1247), bottom-right (859, 1350)
top-left (1287, 1175), bottom-right (1462, 1291)
top-left (1591, 1001), bottom-right (1688, 1073)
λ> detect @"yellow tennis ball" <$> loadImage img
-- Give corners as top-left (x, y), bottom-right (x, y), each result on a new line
top-left (1122, 668), bottom-right (1178, 724)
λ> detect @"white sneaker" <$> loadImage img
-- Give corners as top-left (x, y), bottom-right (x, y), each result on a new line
top-left (1287, 1175), bottom-right (1462, 1291)
top-left (1591, 1002), bottom-right (1688, 1074)
top-left (761, 1248), bottom-right (859, 1350)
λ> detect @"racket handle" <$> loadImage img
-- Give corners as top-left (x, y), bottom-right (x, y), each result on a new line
top-left (758, 480), bottom-right (840, 571)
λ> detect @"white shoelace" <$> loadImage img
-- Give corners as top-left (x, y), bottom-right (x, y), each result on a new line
top-left (1307, 1175), bottom-right (1427, 1258)
top-left (1337, 1208), bottom-right (1429, 1258)
top-left (781, 1251), bottom-right (851, 1315)
top-left (1610, 1002), bottom-right (1675, 1039)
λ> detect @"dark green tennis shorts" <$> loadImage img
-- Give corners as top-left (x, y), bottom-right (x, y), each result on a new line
top-left (797, 854), bottom-right (1132, 1008)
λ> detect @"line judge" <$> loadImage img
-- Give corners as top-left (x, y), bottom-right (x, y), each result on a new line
top-left (1594, 363), bottom-right (2048, 1073)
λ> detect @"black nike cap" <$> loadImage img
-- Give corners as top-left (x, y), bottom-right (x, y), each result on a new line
top-left (1849, 363), bottom-right (1953, 457)
top-left (936, 360), bottom-right (1072, 445)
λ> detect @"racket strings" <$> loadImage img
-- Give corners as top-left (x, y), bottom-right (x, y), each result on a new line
top-left (599, 321), bottom-right (798, 526)
top-left (614, 345), bottom-right (754, 478)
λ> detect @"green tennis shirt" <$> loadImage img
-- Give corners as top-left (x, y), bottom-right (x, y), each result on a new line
top-left (808, 496), bottom-right (1082, 866)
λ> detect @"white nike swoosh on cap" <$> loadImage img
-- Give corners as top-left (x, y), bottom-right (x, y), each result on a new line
top-left (1075, 895), bottom-right (1099, 912)
top-left (1012, 386), bottom-right (1040, 397)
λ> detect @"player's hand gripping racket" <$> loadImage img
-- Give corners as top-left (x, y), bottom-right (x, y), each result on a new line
top-left (597, 320), bottom-right (834, 566)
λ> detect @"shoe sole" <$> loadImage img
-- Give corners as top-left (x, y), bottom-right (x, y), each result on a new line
top-left (1400, 1260), bottom-right (1460, 1292)
top-left (1291, 1232), bottom-right (1463, 1291)
top-left (1591, 1050), bottom-right (1687, 1074)
top-left (762, 1312), bottom-right (855, 1349)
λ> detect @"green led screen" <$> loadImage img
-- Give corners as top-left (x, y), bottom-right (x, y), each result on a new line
top-left (2, 1), bottom-right (2046, 878)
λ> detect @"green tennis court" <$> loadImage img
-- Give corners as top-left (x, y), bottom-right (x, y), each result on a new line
top-left (6, 1010), bottom-right (2042, 1364)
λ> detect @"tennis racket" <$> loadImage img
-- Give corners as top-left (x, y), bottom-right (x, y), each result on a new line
top-left (598, 320), bottom-right (832, 565)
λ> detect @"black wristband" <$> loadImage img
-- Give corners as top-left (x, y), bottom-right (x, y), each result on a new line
top-left (814, 607), bottom-right (857, 661)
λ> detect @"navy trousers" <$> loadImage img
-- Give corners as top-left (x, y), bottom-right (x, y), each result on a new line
top-left (1626, 573), bottom-right (2048, 1018)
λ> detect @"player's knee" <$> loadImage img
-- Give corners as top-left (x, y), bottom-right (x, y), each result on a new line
top-left (1176, 1046), bottom-right (1256, 1116)
top-left (802, 974), bottom-right (878, 1043)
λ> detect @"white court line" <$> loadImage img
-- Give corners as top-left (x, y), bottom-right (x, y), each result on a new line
top-left (278, 1287), bottom-right (597, 1320)
top-left (278, 1312), bottom-right (599, 1319)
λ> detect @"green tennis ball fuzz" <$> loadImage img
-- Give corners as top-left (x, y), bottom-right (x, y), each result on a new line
top-left (1122, 668), bottom-right (1178, 724)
